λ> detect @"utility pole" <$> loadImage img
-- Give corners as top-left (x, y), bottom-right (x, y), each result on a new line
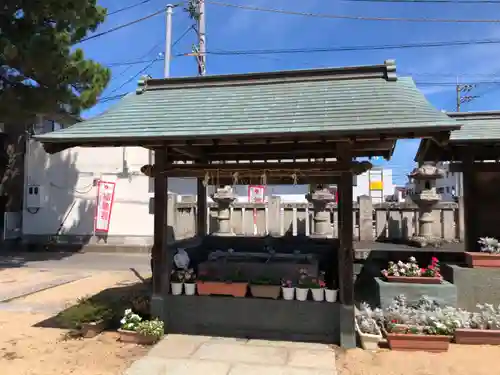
top-left (197, 0), bottom-right (206, 76)
top-left (455, 77), bottom-right (478, 112)
top-left (164, 4), bottom-right (174, 78)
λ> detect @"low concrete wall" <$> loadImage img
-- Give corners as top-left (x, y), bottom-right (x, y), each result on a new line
top-left (442, 264), bottom-right (500, 311)
top-left (165, 295), bottom-right (340, 344)
top-left (374, 277), bottom-right (457, 309)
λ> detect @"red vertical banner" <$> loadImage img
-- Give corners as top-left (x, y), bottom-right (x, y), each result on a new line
top-left (248, 185), bottom-right (265, 235)
top-left (94, 180), bottom-right (116, 233)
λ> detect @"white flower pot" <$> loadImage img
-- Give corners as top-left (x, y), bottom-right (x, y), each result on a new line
top-left (282, 287), bottom-right (295, 300)
top-left (325, 289), bottom-right (338, 303)
top-left (355, 320), bottom-right (382, 350)
top-left (171, 282), bottom-right (183, 295)
top-left (184, 283), bottom-right (196, 296)
top-left (311, 288), bottom-right (325, 302)
top-left (295, 287), bottom-right (309, 301)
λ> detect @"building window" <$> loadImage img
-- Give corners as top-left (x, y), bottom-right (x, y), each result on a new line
top-left (437, 187), bottom-right (444, 193)
top-left (446, 187), bottom-right (450, 193)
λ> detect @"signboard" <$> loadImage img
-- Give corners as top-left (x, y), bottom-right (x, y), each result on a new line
top-left (248, 185), bottom-right (265, 203)
top-left (94, 180), bottom-right (116, 233)
top-left (370, 181), bottom-right (383, 191)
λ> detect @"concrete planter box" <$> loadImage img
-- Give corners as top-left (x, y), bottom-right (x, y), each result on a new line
top-left (80, 320), bottom-right (107, 338)
top-left (465, 252), bottom-right (500, 268)
top-left (250, 284), bottom-right (280, 299)
top-left (118, 329), bottom-right (159, 345)
top-left (196, 281), bottom-right (248, 297)
top-left (386, 333), bottom-right (451, 352)
top-left (385, 276), bottom-right (441, 285)
top-left (375, 277), bottom-right (457, 310)
top-left (455, 328), bottom-right (500, 345)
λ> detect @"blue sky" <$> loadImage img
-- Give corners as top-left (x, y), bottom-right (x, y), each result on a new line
top-left (80, 0), bottom-right (500, 185)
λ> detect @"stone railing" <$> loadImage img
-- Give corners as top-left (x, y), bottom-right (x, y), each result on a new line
top-left (170, 195), bottom-right (462, 242)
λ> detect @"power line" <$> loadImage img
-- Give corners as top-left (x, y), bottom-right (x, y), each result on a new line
top-left (108, 0), bottom-right (154, 16)
top-left (177, 37), bottom-right (500, 57)
top-left (77, 7), bottom-right (172, 44)
top-left (98, 24), bottom-right (195, 103)
top-left (206, 0), bottom-right (500, 23)
top-left (341, 0), bottom-right (500, 3)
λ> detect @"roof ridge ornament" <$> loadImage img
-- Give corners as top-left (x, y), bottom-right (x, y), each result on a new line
top-left (384, 59), bottom-right (397, 81)
top-left (136, 75), bottom-right (153, 95)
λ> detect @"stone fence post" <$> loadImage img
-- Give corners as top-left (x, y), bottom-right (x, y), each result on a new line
top-left (358, 195), bottom-right (373, 241)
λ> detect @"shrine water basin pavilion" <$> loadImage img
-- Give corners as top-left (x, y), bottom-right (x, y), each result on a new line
top-left (35, 60), bottom-right (461, 348)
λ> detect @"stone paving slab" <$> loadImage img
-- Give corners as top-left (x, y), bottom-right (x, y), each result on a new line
top-left (228, 364), bottom-right (336, 375)
top-left (0, 273), bottom-right (88, 302)
top-left (122, 334), bottom-right (338, 375)
top-left (192, 341), bottom-right (289, 366)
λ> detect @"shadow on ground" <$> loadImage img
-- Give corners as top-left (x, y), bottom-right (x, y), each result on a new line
top-left (33, 275), bottom-right (152, 330)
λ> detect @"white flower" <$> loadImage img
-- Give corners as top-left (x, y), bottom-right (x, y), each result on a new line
top-left (120, 318), bottom-right (126, 324)
top-left (124, 309), bottom-right (132, 315)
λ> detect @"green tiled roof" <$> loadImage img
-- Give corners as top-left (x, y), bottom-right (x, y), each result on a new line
top-left (35, 60), bottom-right (458, 145)
top-left (448, 111), bottom-right (500, 142)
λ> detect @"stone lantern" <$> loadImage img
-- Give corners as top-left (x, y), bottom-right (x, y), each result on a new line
top-left (305, 185), bottom-right (335, 238)
top-left (408, 163), bottom-right (445, 244)
top-left (210, 185), bottom-right (236, 236)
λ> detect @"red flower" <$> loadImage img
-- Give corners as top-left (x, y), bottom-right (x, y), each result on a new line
top-left (391, 319), bottom-right (397, 323)
top-left (428, 265), bottom-right (434, 270)
top-left (421, 268), bottom-right (427, 273)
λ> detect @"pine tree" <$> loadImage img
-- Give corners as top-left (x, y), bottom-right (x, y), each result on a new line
top-left (0, 0), bottom-right (112, 122)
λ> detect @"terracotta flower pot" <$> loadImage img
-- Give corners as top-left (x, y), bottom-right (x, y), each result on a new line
top-left (385, 276), bottom-right (441, 284)
top-left (455, 328), bottom-right (500, 345)
top-left (196, 281), bottom-right (248, 297)
top-left (118, 329), bottom-right (159, 345)
top-left (465, 252), bottom-right (500, 268)
top-left (386, 333), bottom-right (451, 352)
top-left (80, 320), bottom-right (107, 338)
top-left (250, 284), bottom-right (280, 299)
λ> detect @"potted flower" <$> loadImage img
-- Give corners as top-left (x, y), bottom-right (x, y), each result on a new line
top-left (325, 281), bottom-right (338, 303)
top-left (196, 269), bottom-right (248, 297)
top-left (381, 257), bottom-right (442, 284)
top-left (383, 295), bottom-right (456, 352)
top-left (309, 272), bottom-right (326, 302)
top-left (296, 268), bottom-right (311, 301)
top-left (454, 303), bottom-right (500, 345)
top-left (118, 309), bottom-right (164, 345)
top-left (281, 279), bottom-right (295, 300)
top-left (250, 277), bottom-right (281, 299)
top-left (183, 268), bottom-right (196, 296)
top-left (465, 237), bottom-right (500, 268)
top-left (170, 270), bottom-right (184, 295)
top-left (355, 302), bottom-right (383, 350)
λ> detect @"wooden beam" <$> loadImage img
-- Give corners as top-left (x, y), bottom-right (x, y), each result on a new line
top-left (171, 146), bottom-right (205, 160)
top-left (151, 147), bottom-right (169, 320)
top-left (337, 144), bottom-right (356, 349)
top-left (462, 154), bottom-right (480, 253)
top-left (450, 162), bottom-right (500, 173)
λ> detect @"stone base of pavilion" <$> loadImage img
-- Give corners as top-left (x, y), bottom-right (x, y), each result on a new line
top-left (152, 235), bottom-right (470, 347)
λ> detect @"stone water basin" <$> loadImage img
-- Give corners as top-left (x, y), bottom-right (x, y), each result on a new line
top-left (197, 251), bottom-right (319, 282)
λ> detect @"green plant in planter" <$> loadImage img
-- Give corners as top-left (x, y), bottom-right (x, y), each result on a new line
top-left (226, 269), bottom-right (248, 283)
top-left (136, 318), bottom-right (165, 340)
top-left (251, 277), bottom-right (275, 285)
top-left (58, 299), bottom-right (113, 330)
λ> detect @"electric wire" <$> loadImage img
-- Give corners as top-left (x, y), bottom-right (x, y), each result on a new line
top-left (206, 0), bottom-right (500, 23)
top-left (97, 24), bottom-right (196, 103)
top-left (341, 0), bottom-right (500, 3)
top-left (108, 0), bottom-right (154, 16)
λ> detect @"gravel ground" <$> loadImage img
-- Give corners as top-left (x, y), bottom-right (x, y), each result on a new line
top-left (0, 268), bottom-right (150, 375)
top-left (337, 346), bottom-right (500, 375)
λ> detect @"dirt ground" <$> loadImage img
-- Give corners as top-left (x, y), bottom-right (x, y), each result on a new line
top-left (0, 269), bottom-right (150, 375)
top-left (337, 345), bottom-right (500, 375)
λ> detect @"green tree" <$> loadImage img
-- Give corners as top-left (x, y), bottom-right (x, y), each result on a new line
top-left (0, 0), bottom-right (111, 122)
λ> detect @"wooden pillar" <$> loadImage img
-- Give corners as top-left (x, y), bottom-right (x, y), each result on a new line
top-left (462, 155), bottom-right (479, 252)
top-left (337, 149), bottom-right (356, 349)
top-left (197, 179), bottom-right (207, 237)
top-left (151, 147), bottom-right (169, 320)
